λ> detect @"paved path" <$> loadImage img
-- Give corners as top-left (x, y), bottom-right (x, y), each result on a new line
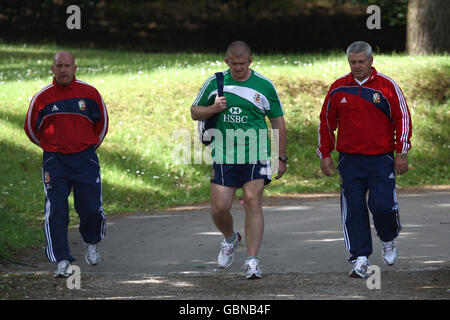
top-left (17, 189), bottom-right (450, 276)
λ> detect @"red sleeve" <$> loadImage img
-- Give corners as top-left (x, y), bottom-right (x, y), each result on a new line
top-left (316, 85), bottom-right (337, 159)
top-left (24, 92), bottom-right (42, 147)
top-left (387, 81), bottom-right (412, 154)
top-left (92, 89), bottom-right (108, 149)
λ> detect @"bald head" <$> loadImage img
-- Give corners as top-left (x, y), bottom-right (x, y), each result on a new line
top-left (224, 41), bottom-right (253, 82)
top-left (53, 51), bottom-right (75, 65)
top-left (51, 51), bottom-right (77, 86)
top-left (226, 41), bottom-right (252, 59)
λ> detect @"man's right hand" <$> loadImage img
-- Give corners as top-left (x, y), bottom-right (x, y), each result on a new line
top-left (190, 96), bottom-right (227, 121)
top-left (214, 96), bottom-right (227, 113)
top-left (320, 157), bottom-right (337, 177)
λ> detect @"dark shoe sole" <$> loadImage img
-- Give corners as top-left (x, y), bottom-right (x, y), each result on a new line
top-left (349, 270), bottom-right (368, 278)
top-left (246, 273), bottom-right (262, 280)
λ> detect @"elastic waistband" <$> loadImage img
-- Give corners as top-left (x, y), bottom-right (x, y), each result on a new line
top-left (43, 146), bottom-right (95, 161)
top-left (339, 151), bottom-right (394, 158)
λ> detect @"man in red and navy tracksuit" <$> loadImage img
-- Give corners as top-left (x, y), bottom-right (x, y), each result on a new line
top-left (24, 51), bottom-right (108, 278)
top-left (316, 41), bottom-right (412, 278)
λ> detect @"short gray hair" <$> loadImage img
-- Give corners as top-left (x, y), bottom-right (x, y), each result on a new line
top-left (346, 41), bottom-right (372, 58)
top-left (226, 40), bottom-right (252, 58)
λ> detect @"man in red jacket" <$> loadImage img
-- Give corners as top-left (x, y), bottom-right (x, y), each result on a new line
top-left (24, 51), bottom-right (108, 278)
top-left (316, 41), bottom-right (412, 278)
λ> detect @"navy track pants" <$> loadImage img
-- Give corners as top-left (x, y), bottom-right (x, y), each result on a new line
top-left (42, 146), bottom-right (106, 263)
top-left (338, 152), bottom-right (401, 261)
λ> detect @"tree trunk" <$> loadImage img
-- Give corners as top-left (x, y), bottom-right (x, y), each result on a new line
top-left (407, 0), bottom-right (450, 55)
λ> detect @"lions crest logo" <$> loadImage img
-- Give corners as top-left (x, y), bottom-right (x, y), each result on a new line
top-left (78, 99), bottom-right (86, 111)
top-left (253, 93), bottom-right (261, 104)
top-left (373, 92), bottom-right (381, 103)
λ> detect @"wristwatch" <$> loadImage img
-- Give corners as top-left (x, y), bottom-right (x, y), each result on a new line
top-left (279, 155), bottom-right (288, 163)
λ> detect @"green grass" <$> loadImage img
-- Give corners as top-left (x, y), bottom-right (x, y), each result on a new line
top-left (0, 43), bottom-right (449, 260)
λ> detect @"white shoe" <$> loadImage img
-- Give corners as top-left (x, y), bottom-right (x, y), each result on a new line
top-left (54, 260), bottom-right (72, 278)
top-left (217, 232), bottom-right (241, 269)
top-left (349, 256), bottom-right (371, 278)
top-left (381, 241), bottom-right (398, 266)
top-left (243, 258), bottom-right (262, 280)
top-left (85, 243), bottom-right (101, 266)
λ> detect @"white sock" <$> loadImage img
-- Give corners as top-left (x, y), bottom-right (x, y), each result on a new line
top-left (225, 231), bottom-right (237, 244)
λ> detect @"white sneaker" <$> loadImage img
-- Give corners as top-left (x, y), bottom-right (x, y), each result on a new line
top-left (349, 256), bottom-right (371, 278)
top-left (85, 243), bottom-right (101, 266)
top-left (54, 260), bottom-right (72, 278)
top-left (381, 241), bottom-right (398, 266)
top-left (217, 231), bottom-right (241, 269)
top-left (243, 258), bottom-right (262, 280)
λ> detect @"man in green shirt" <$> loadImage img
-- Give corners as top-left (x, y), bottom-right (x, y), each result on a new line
top-left (191, 41), bottom-right (287, 279)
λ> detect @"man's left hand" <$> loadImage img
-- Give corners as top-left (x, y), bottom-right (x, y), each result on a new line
top-left (395, 154), bottom-right (408, 175)
top-left (275, 161), bottom-right (287, 180)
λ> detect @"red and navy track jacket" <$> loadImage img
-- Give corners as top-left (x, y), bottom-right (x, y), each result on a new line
top-left (316, 67), bottom-right (412, 159)
top-left (24, 76), bottom-right (108, 154)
